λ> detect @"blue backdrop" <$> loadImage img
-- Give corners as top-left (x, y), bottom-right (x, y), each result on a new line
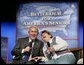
top-left (17, 2), bottom-right (79, 48)
top-left (1, 22), bottom-right (16, 62)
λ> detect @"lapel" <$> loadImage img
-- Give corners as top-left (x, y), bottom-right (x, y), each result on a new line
top-left (24, 37), bottom-right (30, 48)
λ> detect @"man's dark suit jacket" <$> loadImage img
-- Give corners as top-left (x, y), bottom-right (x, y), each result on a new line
top-left (11, 37), bottom-right (44, 63)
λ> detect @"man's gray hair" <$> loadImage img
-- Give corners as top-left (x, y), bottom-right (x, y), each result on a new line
top-left (28, 26), bottom-right (39, 32)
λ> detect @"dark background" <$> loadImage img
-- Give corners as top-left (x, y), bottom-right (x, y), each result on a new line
top-left (1, 0), bottom-right (83, 23)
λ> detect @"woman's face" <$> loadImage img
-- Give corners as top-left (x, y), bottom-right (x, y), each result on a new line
top-left (41, 33), bottom-right (51, 43)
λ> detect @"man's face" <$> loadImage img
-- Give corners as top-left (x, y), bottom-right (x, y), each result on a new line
top-left (41, 33), bottom-right (51, 43)
top-left (28, 27), bottom-right (38, 40)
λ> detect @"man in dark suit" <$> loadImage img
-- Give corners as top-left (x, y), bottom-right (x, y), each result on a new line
top-left (9, 26), bottom-right (44, 64)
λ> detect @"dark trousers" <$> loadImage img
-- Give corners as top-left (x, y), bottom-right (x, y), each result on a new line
top-left (8, 59), bottom-right (44, 64)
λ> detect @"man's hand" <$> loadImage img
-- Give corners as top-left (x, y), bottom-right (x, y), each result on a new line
top-left (24, 46), bottom-right (31, 53)
top-left (48, 47), bottom-right (55, 52)
top-left (28, 57), bottom-right (42, 62)
top-left (28, 58), bottom-right (35, 61)
top-left (34, 57), bottom-right (42, 60)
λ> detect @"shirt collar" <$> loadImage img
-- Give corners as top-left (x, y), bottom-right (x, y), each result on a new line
top-left (29, 38), bottom-right (32, 42)
top-left (49, 38), bottom-right (53, 44)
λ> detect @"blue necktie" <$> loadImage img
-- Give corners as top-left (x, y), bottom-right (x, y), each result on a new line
top-left (22, 40), bottom-right (34, 63)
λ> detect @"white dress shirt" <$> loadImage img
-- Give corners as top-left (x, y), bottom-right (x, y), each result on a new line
top-left (21, 38), bottom-right (34, 53)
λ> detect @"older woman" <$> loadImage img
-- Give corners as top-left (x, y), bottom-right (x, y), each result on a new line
top-left (41, 30), bottom-right (76, 64)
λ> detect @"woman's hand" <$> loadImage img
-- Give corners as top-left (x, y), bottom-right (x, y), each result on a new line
top-left (48, 47), bottom-right (55, 52)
